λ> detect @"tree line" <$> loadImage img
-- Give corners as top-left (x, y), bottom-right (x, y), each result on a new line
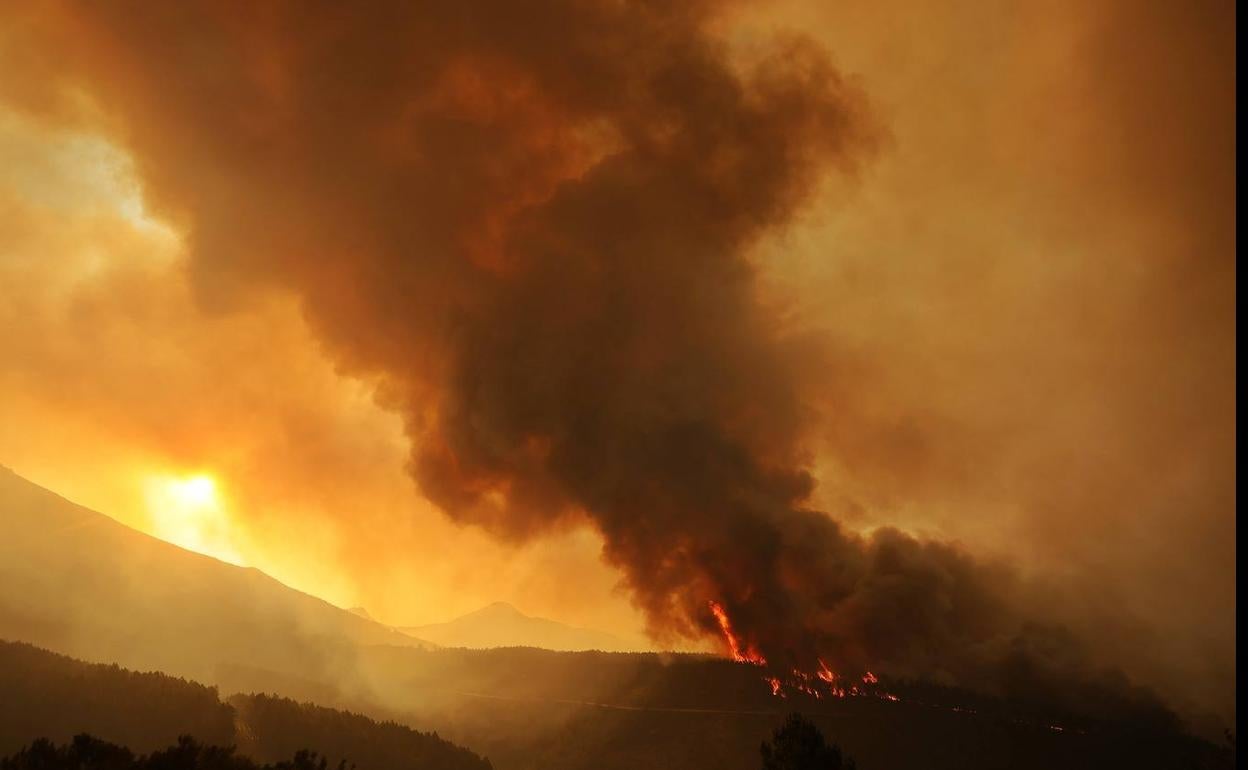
top-left (0, 641), bottom-right (489, 770)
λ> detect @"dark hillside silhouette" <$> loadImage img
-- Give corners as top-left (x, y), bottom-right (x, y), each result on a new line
top-left (0, 641), bottom-right (489, 770)
top-left (0, 641), bottom-right (234, 754)
top-left (0, 733), bottom-right (342, 769)
top-left (230, 695), bottom-right (488, 770)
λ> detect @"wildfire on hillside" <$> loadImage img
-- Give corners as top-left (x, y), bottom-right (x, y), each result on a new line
top-left (707, 600), bottom-right (768, 667)
top-left (708, 600), bottom-right (1086, 739)
top-left (708, 600), bottom-right (899, 701)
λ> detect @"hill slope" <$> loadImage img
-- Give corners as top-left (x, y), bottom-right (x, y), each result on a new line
top-left (0, 468), bottom-right (1232, 770)
top-left (349, 646), bottom-right (1233, 770)
top-left (0, 640), bottom-right (489, 770)
top-left (0, 466), bottom-right (431, 691)
top-left (400, 602), bottom-right (633, 652)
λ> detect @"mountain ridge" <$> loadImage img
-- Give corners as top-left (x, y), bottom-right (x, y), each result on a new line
top-left (0, 465), bottom-right (434, 687)
top-left (399, 600), bottom-right (637, 653)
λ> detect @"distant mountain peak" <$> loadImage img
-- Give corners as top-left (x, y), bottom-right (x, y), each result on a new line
top-left (399, 601), bottom-right (640, 652)
top-left (475, 601), bottom-right (524, 617)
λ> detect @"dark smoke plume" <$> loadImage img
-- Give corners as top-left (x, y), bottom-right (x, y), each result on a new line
top-left (8, 0), bottom-right (1173, 724)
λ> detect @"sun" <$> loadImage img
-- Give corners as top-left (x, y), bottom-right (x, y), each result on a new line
top-left (169, 475), bottom-right (217, 507)
top-left (142, 473), bottom-right (246, 566)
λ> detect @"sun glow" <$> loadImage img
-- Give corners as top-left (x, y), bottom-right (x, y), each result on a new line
top-left (143, 473), bottom-right (246, 566)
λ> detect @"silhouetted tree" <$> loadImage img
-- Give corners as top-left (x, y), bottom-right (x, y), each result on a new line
top-left (760, 714), bottom-right (855, 770)
top-left (0, 734), bottom-right (352, 770)
top-left (2, 734), bottom-right (135, 770)
top-left (142, 735), bottom-right (256, 770)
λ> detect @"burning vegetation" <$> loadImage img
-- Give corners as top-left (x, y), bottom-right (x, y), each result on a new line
top-left (710, 599), bottom-right (896, 703)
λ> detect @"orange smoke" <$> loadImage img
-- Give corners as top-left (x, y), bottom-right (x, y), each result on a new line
top-left (0, 0), bottom-right (1233, 729)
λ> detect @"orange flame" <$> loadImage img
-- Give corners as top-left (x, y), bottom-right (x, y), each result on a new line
top-left (816, 659), bottom-right (837, 683)
top-left (707, 600), bottom-right (767, 666)
top-left (702, 602), bottom-right (907, 706)
top-left (750, 658), bottom-right (902, 704)
top-left (765, 676), bottom-right (783, 696)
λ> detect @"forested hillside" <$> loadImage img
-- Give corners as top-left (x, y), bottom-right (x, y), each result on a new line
top-left (0, 641), bottom-right (489, 770)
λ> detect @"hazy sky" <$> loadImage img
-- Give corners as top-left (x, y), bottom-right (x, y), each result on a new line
top-left (0, 0), bottom-right (1234, 721)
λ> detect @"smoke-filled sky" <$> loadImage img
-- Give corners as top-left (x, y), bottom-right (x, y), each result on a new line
top-left (0, 0), bottom-right (1234, 725)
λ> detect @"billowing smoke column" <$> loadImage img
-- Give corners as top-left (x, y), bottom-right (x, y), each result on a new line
top-left (15, 0), bottom-right (1168, 722)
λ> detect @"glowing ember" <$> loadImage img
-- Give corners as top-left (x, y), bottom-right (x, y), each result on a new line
top-left (816, 659), bottom-right (837, 683)
top-left (707, 600), bottom-right (767, 666)
top-left (751, 658), bottom-right (903, 704)
top-left (749, 663), bottom-right (1072, 735)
